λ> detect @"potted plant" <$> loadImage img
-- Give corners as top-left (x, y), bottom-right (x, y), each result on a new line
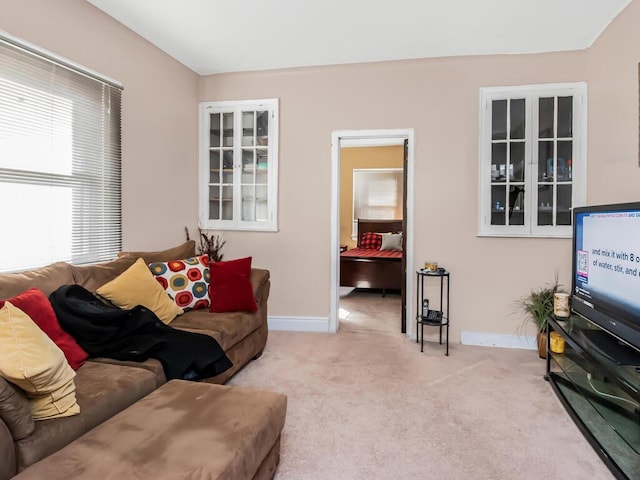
top-left (518, 276), bottom-right (563, 359)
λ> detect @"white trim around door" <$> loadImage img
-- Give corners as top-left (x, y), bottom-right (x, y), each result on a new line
top-left (330, 128), bottom-right (416, 338)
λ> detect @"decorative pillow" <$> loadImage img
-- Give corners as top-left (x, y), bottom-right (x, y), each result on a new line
top-left (360, 232), bottom-right (382, 249)
top-left (116, 240), bottom-right (196, 264)
top-left (0, 288), bottom-right (88, 370)
top-left (380, 233), bottom-right (403, 251)
top-left (149, 255), bottom-right (211, 310)
top-left (96, 257), bottom-right (183, 324)
top-left (0, 301), bottom-right (80, 420)
top-left (209, 257), bottom-right (258, 313)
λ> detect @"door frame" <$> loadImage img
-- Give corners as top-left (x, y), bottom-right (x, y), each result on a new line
top-left (330, 128), bottom-right (415, 337)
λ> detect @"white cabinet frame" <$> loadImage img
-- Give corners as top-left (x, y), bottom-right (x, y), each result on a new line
top-left (199, 98), bottom-right (279, 231)
top-left (478, 83), bottom-right (587, 238)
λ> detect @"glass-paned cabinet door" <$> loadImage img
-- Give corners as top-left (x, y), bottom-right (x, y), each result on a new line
top-left (479, 83), bottom-right (586, 238)
top-left (241, 110), bottom-right (270, 222)
top-left (199, 99), bottom-right (278, 231)
top-left (536, 96), bottom-right (573, 228)
top-left (489, 98), bottom-right (527, 228)
top-left (208, 112), bottom-right (235, 221)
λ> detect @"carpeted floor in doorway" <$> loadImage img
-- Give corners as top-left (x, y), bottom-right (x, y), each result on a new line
top-left (227, 290), bottom-right (614, 480)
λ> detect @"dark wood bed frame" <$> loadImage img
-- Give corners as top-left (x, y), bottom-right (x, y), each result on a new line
top-left (339, 219), bottom-right (404, 292)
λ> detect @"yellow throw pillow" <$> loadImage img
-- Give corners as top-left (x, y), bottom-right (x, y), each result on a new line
top-left (0, 302), bottom-right (80, 420)
top-left (96, 257), bottom-right (183, 324)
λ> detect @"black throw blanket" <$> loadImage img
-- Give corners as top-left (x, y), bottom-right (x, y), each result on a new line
top-left (49, 284), bottom-right (232, 381)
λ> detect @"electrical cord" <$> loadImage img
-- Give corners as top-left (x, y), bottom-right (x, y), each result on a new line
top-left (586, 373), bottom-right (640, 409)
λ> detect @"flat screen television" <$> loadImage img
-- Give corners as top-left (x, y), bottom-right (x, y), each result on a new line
top-left (572, 201), bottom-right (640, 362)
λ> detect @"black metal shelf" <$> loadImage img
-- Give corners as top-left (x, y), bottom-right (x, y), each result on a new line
top-left (415, 269), bottom-right (450, 355)
top-left (546, 315), bottom-right (640, 480)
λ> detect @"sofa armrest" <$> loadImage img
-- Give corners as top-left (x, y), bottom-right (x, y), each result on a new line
top-left (0, 421), bottom-right (16, 480)
top-left (250, 268), bottom-right (270, 307)
top-left (0, 377), bottom-right (31, 480)
top-left (0, 377), bottom-right (33, 441)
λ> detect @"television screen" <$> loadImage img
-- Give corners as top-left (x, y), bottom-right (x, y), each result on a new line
top-left (572, 202), bottom-right (640, 353)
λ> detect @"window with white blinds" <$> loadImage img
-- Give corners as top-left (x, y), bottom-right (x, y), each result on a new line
top-left (352, 168), bottom-right (403, 239)
top-left (0, 34), bottom-right (122, 273)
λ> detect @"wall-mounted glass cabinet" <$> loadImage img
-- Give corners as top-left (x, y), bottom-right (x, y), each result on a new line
top-left (199, 99), bottom-right (278, 231)
top-left (479, 83), bottom-right (586, 238)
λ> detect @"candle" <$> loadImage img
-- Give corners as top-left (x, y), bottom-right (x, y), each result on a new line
top-left (553, 292), bottom-right (570, 318)
top-left (424, 261), bottom-right (438, 271)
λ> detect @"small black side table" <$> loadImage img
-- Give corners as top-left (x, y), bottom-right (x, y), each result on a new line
top-left (416, 269), bottom-right (450, 355)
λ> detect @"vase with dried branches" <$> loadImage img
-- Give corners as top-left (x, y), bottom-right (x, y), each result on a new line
top-left (185, 226), bottom-right (226, 262)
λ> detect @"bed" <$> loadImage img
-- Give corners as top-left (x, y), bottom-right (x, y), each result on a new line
top-left (340, 219), bottom-right (404, 292)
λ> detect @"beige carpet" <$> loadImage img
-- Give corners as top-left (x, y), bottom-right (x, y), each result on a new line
top-left (228, 290), bottom-right (615, 479)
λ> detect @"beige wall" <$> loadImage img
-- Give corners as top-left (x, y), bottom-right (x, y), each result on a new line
top-left (199, 51), bottom-right (590, 338)
top-left (0, 0), bottom-right (200, 251)
top-left (3, 1), bottom-right (638, 341)
top-left (586, 0), bottom-right (640, 205)
top-left (198, 3), bottom-right (639, 339)
top-left (339, 146), bottom-right (404, 249)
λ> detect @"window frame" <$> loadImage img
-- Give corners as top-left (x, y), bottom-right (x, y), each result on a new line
top-left (478, 82), bottom-right (587, 238)
top-left (198, 98), bottom-right (279, 232)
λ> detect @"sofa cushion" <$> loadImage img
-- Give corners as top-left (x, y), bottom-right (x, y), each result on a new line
top-left (0, 288), bottom-right (88, 371)
top-left (13, 381), bottom-right (287, 480)
top-left (0, 376), bottom-right (34, 441)
top-left (170, 308), bottom-right (263, 351)
top-left (209, 257), bottom-right (258, 313)
top-left (117, 240), bottom-right (196, 264)
top-left (149, 254), bottom-right (211, 310)
top-left (71, 256), bottom-right (137, 292)
top-left (14, 361), bottom-right (157, 471)
top-left (89, 357), bottom-right (167, 388)
top-left (0, 302), bottom-right (80, 421)
top-left (0, 262), bottom-right (75, 300)
top-left (96, 257), bottom-right (183, 324)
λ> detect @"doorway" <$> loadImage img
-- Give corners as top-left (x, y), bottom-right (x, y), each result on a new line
top-left (329, 129), bottom-right (415, 338)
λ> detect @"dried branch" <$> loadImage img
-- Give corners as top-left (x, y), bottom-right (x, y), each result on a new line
top-left (197, 228), bottom-right (226, 262)
top-left (184, 226), bottom-right (226, 261)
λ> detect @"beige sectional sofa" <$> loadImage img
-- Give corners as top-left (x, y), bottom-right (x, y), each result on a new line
top-left (0, 242), bottom-right (286, 480)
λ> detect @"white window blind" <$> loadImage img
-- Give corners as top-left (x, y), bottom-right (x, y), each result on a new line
top-left (352, 169), bottom-right (403, 238)
top-left (0, 34), bottom-right (122, 272)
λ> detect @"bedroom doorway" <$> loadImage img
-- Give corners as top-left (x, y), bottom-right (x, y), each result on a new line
top-left (329, 129), bottom-right (415, 338)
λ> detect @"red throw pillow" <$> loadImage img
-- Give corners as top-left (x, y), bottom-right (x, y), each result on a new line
top-left (209, 257), bottom-right (258, 313)
top-left (0, 288), bottom-right (88, 370)
top-left (360, 232), bottom-right (382, 249)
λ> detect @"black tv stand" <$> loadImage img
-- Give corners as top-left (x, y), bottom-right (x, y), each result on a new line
top-left (551, 374), bottom-right (640, 422)
top-left (546, 314), bottom-right (640, 480)
top-left (580, 329), bottom-right (640, 367)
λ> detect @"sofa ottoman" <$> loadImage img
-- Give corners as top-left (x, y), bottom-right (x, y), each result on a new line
top-left (14, 380), bottom-right (287, 480)
top-left (11, 361), bottom-right (159, 473)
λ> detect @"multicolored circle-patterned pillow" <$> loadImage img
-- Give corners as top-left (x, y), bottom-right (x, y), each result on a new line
top-left (148, 255), bottom-right (211, 310)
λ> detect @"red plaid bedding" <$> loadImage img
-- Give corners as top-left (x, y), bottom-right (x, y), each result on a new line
top-left (341, 247), bottom-right (403, 259)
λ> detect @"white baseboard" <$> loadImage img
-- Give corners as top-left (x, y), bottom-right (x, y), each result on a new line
top-left (461, 331), bottom-right (537, 350)
top-left (265, 321), bottom-right (538, 348)
top-left (268, 316), bottom-right (330, 333)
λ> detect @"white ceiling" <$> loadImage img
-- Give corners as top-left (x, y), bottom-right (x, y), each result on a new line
top-left (86, 0), bottom-right (631, 75)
